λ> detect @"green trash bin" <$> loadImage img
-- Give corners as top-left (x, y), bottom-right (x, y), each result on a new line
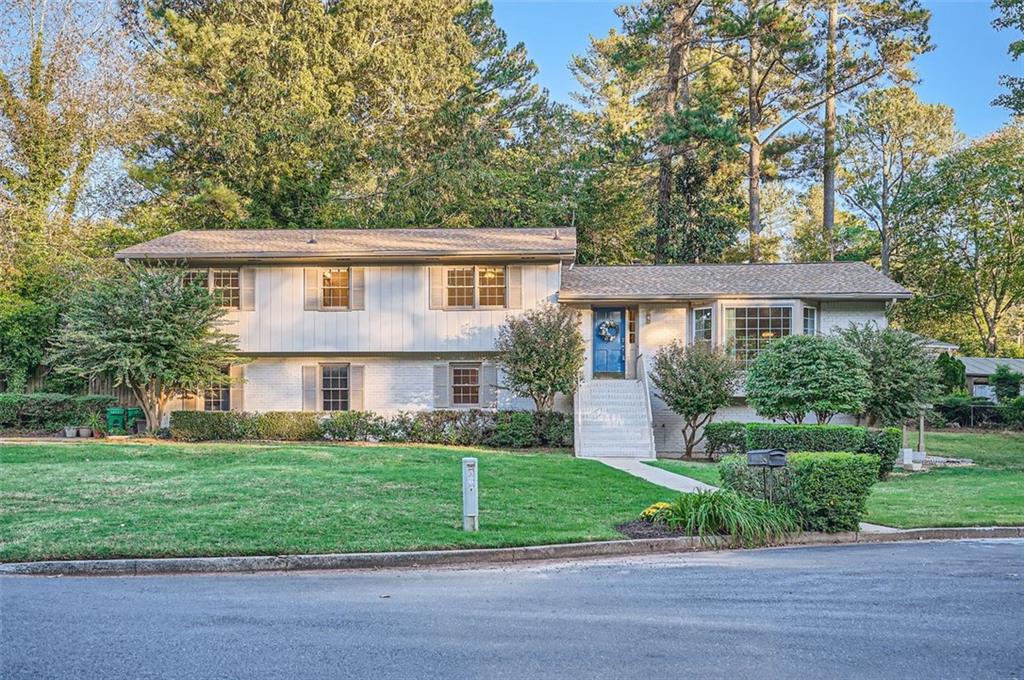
top-left (106, 407), bottom-right (126, 433)
top-left (126, 407), bottom-right (144, 432)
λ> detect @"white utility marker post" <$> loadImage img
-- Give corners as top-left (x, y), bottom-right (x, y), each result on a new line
top-left (462, 457), bottom-right (479, 532)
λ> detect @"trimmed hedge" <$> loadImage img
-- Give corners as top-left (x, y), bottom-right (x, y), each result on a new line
top-left (859, 427), bottom-right (902, 476)
top-left (719, 452), bottom-right (879, 533)
top-left (169, 409), bottom-right (573, 448)
top-left (742, 422), bottom-right (899, 478)
top-left (704, 421), bottom-right (746, 459)
top-left (0, 393), bottom-right (118, 431)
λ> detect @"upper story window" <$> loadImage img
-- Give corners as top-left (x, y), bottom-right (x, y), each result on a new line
top-left (693, 307), bottom-right (713, 345)
top-left (321, 269), bottom-right (350, 309)
top-left (184, 268), bottom-right (240, 309)
top-left (321, 364), bottom-right (350, 411)
top-left (451, 363), bottom-right (481, 406)
top-left (444, 266), bottom-right (507, 309)
top-left (725, 306), bottom-right (792, 367)
top-left (803, 306), bottom-right (818, 336)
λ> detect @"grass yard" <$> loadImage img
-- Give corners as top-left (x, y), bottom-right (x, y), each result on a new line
top-left (645, 459), bottom-right (721, 486)
top-left (864, 431), bottom-right (1024, 528)
top-left (0, 441), bottom-right (670, 563)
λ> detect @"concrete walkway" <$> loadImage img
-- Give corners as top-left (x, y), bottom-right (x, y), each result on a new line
top-left (599, 457), bottom-right (716, 492)
top-left (599, 457), bottom-right (897, 534)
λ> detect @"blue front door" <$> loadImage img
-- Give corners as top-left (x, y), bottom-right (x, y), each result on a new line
top-left (593, 308), bottom-right (626, 377)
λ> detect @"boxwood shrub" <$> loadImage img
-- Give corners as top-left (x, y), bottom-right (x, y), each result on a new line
top-left (859, 427), bottom-right (902, 476)
top-left (169, 409), bottom-right (573, 448)
top-left (746, 423), bottom-right (867, 453)
top-left (704, 421), bottom-right (747, 459)
top-left (0, 393), bottom-right (117, 432)
top-left (719, 452), bottom-right (879, 533)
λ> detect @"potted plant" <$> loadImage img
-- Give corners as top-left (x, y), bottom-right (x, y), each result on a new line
top-left (63, 425), bottom-right (78, 438)
top-left (82, 412), bottom-right (104, 438)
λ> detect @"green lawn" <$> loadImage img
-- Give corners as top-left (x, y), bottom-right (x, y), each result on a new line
top-left (0, 441), bottom-right (669, 563)
top-left (647, 431), bottom-right (1024, 529)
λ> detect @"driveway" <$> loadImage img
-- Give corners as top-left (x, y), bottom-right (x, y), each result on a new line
top-left (2, 540), bottom-right (1022, 679)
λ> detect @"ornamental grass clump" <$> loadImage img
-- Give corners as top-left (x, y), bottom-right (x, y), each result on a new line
top-left (641, 490), bottom-right (800, 547)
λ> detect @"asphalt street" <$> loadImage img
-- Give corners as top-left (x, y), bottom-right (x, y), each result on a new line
top-left (2, 539), bottom-right (1022, 679)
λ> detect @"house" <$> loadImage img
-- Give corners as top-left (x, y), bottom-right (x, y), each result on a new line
top-left (115, 227), bottom-right (911, 458)
top-left (959, 357), bottom-right (1024, 401)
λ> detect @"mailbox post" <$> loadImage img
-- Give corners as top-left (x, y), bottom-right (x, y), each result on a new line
top-left (462, 457), bottom-right (479, 532)
top-left (746, 448), bottom-right (787, 502)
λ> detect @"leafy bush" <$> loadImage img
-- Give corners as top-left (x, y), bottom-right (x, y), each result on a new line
top-left (991, 365), bottom-right (1023, 403)
top-left (1001, 396), bottom-right (1024, 430)
top-left (860, 427), bottom-right (902, 476)
top-left (746, 423), bottom-right (867, 453)
top-left (496, 303), bottom-right (585, 411)
top-left (654, 490), bottom-right (800, 547)
top-left (719, 452), bottom-right (879, 532)
top-left (650, 341), bottom-right (741, 456)
top-left (169, 409), bottom-right (573, 447)
top-left (935, 352), bottom-right (966, 394)
top-left (0, 392), bottom-right (118, 431)
top-left (837, 324), bottom-right (940, 426)
top-left (932, 394), bottom-right (1004, 427)
top-left (488, 411), bottom-right (539, 448)
top-left (746, 334), bottom-right (871, 424)
top-left (704, 421), bottom-right (747, 459)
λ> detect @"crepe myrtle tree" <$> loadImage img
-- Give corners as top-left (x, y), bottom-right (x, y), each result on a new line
top-left (838, 323), bottom-right (940, 426)
top-left (50, 264), bottom-right (242, 428)
top-left (495, 303), bottom-right (585, 412)
top-left (650, 341), bottom-right (741, 457)
top-left (746, 335), bottom-right (871, 424)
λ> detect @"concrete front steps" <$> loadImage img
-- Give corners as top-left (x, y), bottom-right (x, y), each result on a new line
top-left (574, 378), bottom-right (655, 459)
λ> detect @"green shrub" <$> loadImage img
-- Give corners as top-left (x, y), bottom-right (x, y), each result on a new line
top-left (991, 365), bottom-right (1024, 403)
top-left (169, 411), bottom-right (250, 441)
top-left (253, 412), bottom-right (323, 441)
top-left (488, 411), bottom-right (539, 448)
top-left (933, 394), bottom-right (1004, 427)
top-left (534, 411), bottom-right (574, 447)
top-left (746, 423), bottom-right (867, 453)
top-left (704, 421), bottom-right (747, 459)
top-left (860, 427), bottom-right (902, 476)
top-left (0, 392), bottom-right (118, 431)
top-left (1001, 396), bottom-right (1024, 430)
top-left (719, 452), bottom-right (879, 533)
top-left (654, 490), bottom-right (800, 547)
top-left (322, 411), bottom-right (385, 442)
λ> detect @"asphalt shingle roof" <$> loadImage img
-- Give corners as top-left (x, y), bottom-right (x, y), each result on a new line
top-left (115, 228), bottom-right (576, 261)
top-left (559, 262), bottom-right (911, 300)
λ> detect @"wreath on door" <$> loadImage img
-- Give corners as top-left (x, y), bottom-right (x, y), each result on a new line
top-left (597, 319), bottom-right (620, 343)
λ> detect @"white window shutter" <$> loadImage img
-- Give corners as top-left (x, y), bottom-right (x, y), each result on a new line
top-left (349, 267), bottom-right (365, 310)
top-left (349, 365), bottom-right (364, 411)
top-left (239, 268), bottom-right (256, 310)
top-left (507, 265), bottom-right (522, 309)
top-left (428, 267), bottom-right (444, 309)
top-left (480, 363), bottom-right (498, 408)
top-left (302, 365), bottom-right (318, 411)
top-left (433, 364), bottom-right (450, 407)
top-left (303, 268), bottom-right (320, 311)
top-left (229, 365), bottom-right (245, 412)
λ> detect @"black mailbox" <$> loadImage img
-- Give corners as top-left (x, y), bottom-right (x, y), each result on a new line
top-left (747, 448), bottom-right (787, 468)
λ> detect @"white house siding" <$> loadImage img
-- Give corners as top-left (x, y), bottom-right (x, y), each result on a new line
top-left (220, 263), bottom-right (561, 354)
top-left (819, 300), bottom-right (887, 334)
top-left (222, 356), bottom-right (537, 414)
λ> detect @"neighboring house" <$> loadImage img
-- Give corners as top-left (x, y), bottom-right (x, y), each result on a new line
top-left (959, 357), bottom-right (1024, 401)
top-left (116, 227), bottom-right (911, 458)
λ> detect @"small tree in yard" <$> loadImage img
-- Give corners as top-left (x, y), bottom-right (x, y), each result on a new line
top-left (991, 365), bottom-right (1024, 403)
top-left (838, 323), bottom-right (940, 426)
top-left (495, 303), bottom-right (585, 412)
top-left (650, 342), bottom-right (741, 458)
top-left (50, 265), bottom-right (241, 428)
top-left (746, 335), bottom-right (870, 424)
top-left (935, 352), bottom-right (967, 394)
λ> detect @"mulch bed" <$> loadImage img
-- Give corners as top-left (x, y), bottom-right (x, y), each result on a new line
top-left (616, 520), bottom-right (685, 539)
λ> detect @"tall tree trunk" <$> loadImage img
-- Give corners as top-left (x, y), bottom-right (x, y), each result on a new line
top-left (822, 0), bottom-right (838, 260)
top-left (655, 2), bottom-right (689, 264)
top-left (746, 39), bottom-right (762, 261)
top-left (879, 179), bottom-right (891, 275)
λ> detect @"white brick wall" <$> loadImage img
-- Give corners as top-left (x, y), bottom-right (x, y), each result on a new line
top-left (819, 300), bottom-right (888, 335)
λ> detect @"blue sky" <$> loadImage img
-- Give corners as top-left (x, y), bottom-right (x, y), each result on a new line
top-left (492, 0), bottom-right (1021, 139)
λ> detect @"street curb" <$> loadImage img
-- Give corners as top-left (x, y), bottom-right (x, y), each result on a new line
top-left (2, 526), bottom-right (1021, 577)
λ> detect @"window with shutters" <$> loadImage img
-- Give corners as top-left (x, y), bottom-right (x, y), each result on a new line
top-left (444, 266), bottom-right (507, 309)
top-left (211, 269), bottom-right (240, 309)
top-left (451, 363), bottom-right (481, 406)
top-left (321, 364), bottom-right (350, 411)
top-left (321, 268), bottom-right (350, 309)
